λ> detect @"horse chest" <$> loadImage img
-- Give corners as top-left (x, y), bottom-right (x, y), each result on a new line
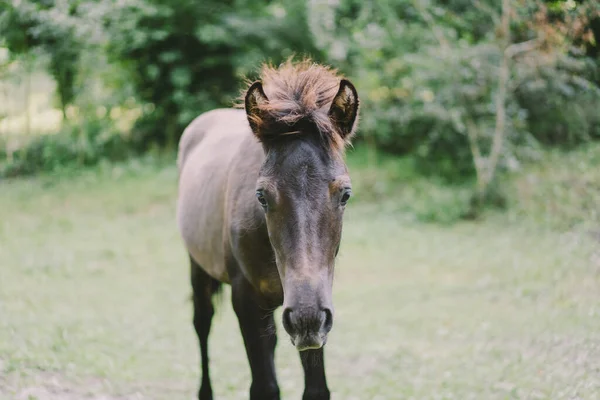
top-left (235, 254), bottom-right (283, 303)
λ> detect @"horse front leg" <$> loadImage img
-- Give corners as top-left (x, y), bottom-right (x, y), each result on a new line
top-left (300, 348), bottom-right (330, 400)
top-left (231, 276), bottom-right (280, 400)
top-left (190, 257), bottom-right (220, 400)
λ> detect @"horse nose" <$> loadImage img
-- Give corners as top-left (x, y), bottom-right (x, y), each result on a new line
top-left (282, 307), bottom-right (333, 351)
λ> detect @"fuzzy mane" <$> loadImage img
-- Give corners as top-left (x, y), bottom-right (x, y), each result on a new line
top-left (238, 58), bottom-right (357, 151)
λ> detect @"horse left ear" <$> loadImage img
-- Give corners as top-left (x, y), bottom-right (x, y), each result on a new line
top-left (328, 79), bottom-right (359, 140)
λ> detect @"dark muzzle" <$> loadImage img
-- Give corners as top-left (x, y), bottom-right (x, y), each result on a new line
top-left (282, 306), bottom-right (333, 351)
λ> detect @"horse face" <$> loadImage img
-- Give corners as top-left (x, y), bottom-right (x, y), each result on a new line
top-left (245, 76), bottom-right (359, 351)
top-left (255, 138), bottom-right (351, 350)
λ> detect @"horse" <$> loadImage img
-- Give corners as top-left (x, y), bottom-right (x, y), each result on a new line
top-left (176, 59), bottom-right (359, 400)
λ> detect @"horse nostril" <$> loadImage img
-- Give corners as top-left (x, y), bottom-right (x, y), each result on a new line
top-left (282, 308), bottom-right (294, 335)
top-left (321, 308), bottom-right (333, 333)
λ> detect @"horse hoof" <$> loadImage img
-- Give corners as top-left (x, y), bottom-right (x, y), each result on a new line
top-left (302, 389), bottom-right (330, 400)
top-left (198, 386), bottom-right (213, 400)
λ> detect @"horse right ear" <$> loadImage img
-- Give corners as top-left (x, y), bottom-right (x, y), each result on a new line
top-left (245, 81), bottom-right (269, 136)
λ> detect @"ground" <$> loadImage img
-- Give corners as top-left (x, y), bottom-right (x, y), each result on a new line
top-left (1, 154), bottom-right (599, 400)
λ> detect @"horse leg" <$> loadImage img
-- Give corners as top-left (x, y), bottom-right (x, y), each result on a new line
top-left (191, 256), bottom-right (220, 400)
top-left (231, 276), bottom-right (280, 400)
top-left (300, 348), bottom-right (330, 400)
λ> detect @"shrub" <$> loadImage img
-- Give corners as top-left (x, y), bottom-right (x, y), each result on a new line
top-left (0, 118), bottom-right (133, 178)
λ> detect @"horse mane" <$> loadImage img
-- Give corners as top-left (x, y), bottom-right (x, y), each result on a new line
top-left (238, 58), bottom-right (351, 151)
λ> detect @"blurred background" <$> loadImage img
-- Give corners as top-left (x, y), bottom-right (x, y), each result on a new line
top-left (1, 0), bottom-right (599, 399)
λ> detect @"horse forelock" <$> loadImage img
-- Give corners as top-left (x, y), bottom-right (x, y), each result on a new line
top-left (238, 58), bottom-right (348, 152)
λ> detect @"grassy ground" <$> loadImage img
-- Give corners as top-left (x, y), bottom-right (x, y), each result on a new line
top-left (1, 152), bottom-right (599, 400)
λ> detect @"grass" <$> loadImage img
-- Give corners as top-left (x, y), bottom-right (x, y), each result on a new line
top-left (504, 145), bottom-right (600, 231)
top-left (1, 152), bottom-right (599, 400)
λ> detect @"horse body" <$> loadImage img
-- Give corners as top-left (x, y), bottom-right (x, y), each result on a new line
top-left (176, 59), bottom-right (359, 400)
top-left (177, 108), bottom-right (266, 285)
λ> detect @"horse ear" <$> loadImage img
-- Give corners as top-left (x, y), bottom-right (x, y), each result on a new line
top-left (245, 81), bottom-right (269, 135)
top-left (328, 79), bottom-right (359, 140)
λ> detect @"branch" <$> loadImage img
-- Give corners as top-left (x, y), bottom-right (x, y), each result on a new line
top-left (505, 37), bottom-right (542, 58)
top-left (465, 117), bottom-right (487, 200)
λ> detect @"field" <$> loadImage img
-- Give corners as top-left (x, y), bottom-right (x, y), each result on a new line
top-left (1, 153), bottom-right (599, 400)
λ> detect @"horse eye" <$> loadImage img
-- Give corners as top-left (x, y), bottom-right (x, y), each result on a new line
top-left (256, 190), bottom-right (268, 208)
top-left (340, 190), bottom-right (351, 206)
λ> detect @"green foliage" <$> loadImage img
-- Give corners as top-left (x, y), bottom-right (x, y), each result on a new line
top-left (515, 54), bottom-right (600, 147)
top-left (505, 143), bottom-right (600, 230)
top-left (104, 0), bottom-right (323, 148)
top-left (308, 0), bottom-right (494, 179)
top-left (0, 118), bottom-right (133, 177)
top-left (347, 143), bottom-right (600, 227)
top-left (310, 0), bottom-right (600, 181)
top-left (346, 147), bottom-right (478, 224)
top-left (1, 0), bottom-right (599, 190)
top-left (0, 0), bottom-right (88, 116)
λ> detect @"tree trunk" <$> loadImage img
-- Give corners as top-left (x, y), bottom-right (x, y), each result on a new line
top-left (484, 0), bottom-right (511, 191)
top-left (24, 56), bottom-right (32, 137)
top-left (466, 0), bottom-right (511, 217)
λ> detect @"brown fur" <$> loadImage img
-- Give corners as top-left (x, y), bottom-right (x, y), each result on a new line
top-left (178, 59), bottom-right (360, 399)
top-left (237, 58), bottom-right (357, 150)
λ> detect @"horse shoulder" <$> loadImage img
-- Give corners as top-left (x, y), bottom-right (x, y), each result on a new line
top-left (176, 108), bottom-right (250, 283)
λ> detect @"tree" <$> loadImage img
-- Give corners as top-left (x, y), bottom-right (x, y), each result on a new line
top-left (308, 0), bottom-right (600, 203)
top-left (0, 0), bottom-right (86, 120)
top-left (105, 0), bottom-right (323, 149)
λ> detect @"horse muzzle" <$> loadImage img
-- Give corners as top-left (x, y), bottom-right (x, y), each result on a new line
top-left (282, 306), bottom-right (333, 351)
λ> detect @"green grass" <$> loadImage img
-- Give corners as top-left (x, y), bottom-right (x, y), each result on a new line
top-left (1, 153), bottom-right (599, 399)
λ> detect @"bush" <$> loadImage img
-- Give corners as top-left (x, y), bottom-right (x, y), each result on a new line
top-left (105, 0), bottom-right (323, 149)
top-left (311, 0), bottom-right (600, 183)
top-left (1, 0), bottom-right (599, 187)
top-left (505, 144), bottom-right (600, 230)
top-left (0, 118), bottom-right (133, 178)
top-left (346, 147), bottom-right (479, 224)
top-left (515, 56), bottom-right (600, 147)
